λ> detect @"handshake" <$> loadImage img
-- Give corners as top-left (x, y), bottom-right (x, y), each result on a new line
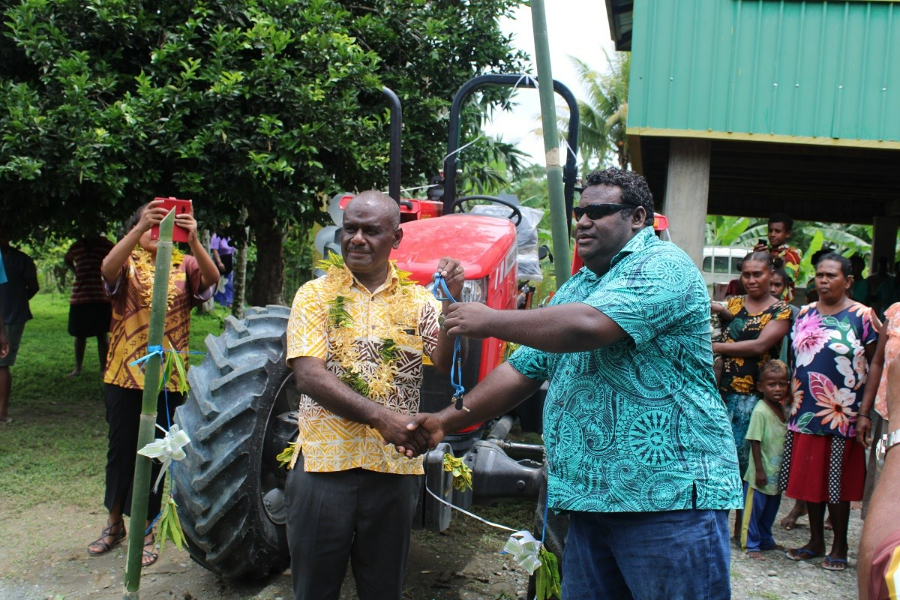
top-left (372, 409), bottom-right (453, 458)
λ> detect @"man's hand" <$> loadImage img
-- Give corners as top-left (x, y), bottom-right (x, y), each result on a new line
top-left (433, 257), bottom-right (465, 301)
top-left (753, 241), bottom-right (768, 253)
top-left (0, 326), bottom-right (8, 359)
top-left (857, 415), bottom-right (873, 448)
top-left (373, 410), bottom-right (434, 458)
top-left (755, 470), bottom-right (768, 490)
top-left (396, 412), bottom-right (448, 456)
top-left (442, 302), bottom-right (496, 340)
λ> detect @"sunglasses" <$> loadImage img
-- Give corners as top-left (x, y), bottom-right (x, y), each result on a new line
top-left (573, 203), bottom-right (633, 220)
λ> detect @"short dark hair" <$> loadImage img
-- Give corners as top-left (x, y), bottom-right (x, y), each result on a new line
top-left (771, 267), bottom-right (793, 286)
top-left (125, 203), bottom-right (149, 232)
top-left (584, 168), bottom-right (654, 226)
top-left (741, 251), bottom-right (774, 270)
top-left (760, 359), bottom-right (789, 379)
top-left (810, 247), bottom-right (835, 266)
top-left (817, 252), bottom-right (852, 277)
top-left (768, 213), bottom-right (794, 232)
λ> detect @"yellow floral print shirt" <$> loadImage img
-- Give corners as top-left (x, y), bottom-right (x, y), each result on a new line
top-left (286, 261), bottom-right (441, 475)
top-left (720, 295), bottom-right (792, 395)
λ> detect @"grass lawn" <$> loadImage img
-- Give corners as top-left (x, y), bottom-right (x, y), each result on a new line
top-left (0, 294), bottom-right (226, 513)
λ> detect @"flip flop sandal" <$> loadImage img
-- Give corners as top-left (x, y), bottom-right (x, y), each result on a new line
top-left (785, 547), bottom-right (822, 561)
top-left (87, 521), bottom-right (126, 556)
top-left (821, 555), bottom-right (848, 571)
top-left (143, 536), bottom-right (159, 567)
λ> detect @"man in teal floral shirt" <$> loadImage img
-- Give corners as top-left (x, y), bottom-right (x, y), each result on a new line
top-left (410, 168), bottom-right (741, 600)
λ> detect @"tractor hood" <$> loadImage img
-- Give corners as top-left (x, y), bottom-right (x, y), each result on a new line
top-left (391, 214), bottom-right (517, 286)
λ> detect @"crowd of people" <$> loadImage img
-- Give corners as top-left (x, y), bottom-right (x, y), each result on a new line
top-left (3, 171), bottom-right (900, 599)
top-left (709, 214), bottom-right (898, 598)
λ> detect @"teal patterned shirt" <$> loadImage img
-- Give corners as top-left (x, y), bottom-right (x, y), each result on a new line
top-left (509, 227), bottom-right (742, 513)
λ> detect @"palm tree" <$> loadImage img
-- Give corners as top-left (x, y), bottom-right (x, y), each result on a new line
top-left (558, 51), bottom-right (631, 171)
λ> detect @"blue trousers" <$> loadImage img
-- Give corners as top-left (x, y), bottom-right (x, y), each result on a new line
top-left (561, 509), bottom-right (731, 600)
top-left (740, 482), bottom-right (782, 552)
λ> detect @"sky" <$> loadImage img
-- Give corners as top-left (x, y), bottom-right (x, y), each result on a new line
top-left (484, 1), bottom-right (617, 163)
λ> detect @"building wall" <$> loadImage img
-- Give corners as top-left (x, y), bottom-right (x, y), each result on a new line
top-left (628, 0), bottom-right (900, 147)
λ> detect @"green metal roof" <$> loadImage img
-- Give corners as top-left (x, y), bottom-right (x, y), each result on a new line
top-left (626, 0), bottom-right (900, 148)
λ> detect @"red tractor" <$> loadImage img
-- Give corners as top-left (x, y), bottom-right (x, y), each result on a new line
top-left (172, 75), bottom-right (580, 579)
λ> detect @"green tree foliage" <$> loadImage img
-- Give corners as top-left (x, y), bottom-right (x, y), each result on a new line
top-left (0, 0), bottom-right (526, 304)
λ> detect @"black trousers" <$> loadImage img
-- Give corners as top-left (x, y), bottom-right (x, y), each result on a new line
top-left (285, 456), bottom-right (422, 600)
top-left (103, 384), bottom-right (183, 520)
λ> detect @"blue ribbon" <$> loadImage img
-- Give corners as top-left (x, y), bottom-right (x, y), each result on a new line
top-left (433, 273), bottom-right (466, 406)
top-left (129, 345), bottom-right (205, 368)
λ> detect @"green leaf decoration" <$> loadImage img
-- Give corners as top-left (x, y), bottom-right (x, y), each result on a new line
top-left (277, 442), bottom-right (300, 469)
top-left (340, 371), bottom-right (369, 396)
top-left (535, 546), bottom-right (561, 600)
top-left (155, 350), bottom-right (190, 395)
top-left (157, 496), bottom-right (186, 554)
top-left (380, 338), bottom-right (399, 364)
top-left (443, 453), bottom-right (473, 493)
top-left (172, 351), bottom-right (189, 394)
top-left (318, 254), bottom-right (345, 271)
top-left (328, 295), bottom-right (352, 328)
top-left (157, 351), bottom-right (173, 396)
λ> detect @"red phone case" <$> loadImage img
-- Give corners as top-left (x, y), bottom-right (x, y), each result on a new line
top-left (150, 198), bottom-right (192, 243)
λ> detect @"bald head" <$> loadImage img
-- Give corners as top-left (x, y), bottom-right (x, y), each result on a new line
top-left (346, 190), bottom-right (400, 230)
top-left (340, 190), bottom-right (403, 286)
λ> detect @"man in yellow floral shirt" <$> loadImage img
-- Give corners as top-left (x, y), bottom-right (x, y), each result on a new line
top-left (285, 190), bottom-right (463, 600)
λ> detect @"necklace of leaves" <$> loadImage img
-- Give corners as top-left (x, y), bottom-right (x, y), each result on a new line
top-left (133, 246), bottom-right (185, 310)
top-left (320, 254), bottom-right (418, 400)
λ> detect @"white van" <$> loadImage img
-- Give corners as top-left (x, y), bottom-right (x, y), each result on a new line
top-left (702, 246), bottom-right (750, 296)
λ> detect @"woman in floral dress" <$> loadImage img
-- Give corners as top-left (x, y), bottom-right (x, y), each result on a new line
top-left (712, 251), bottom-right (792, 539)
top-left (782, 253), bottom-right (878, 571)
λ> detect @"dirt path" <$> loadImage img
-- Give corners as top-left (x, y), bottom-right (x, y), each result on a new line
top-left (0, 497), bottom-right (861, 600)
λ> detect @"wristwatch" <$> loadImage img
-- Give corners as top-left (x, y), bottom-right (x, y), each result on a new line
top-left (876, 428), bottom-right (900, 462)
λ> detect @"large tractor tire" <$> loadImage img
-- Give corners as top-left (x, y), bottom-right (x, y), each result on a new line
top-left (173, 305), bottom-right (297, 579)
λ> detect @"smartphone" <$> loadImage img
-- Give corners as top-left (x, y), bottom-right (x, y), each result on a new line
top-left (150, 198), bottom-right (192, 243)
top-left (758, 238), bottom-right (768, 247)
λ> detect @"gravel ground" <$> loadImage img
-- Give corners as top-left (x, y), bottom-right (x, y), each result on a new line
top-left (0, 497), bottom-right (860, 599)
top-left (730, 500), bottom-right (861, 600)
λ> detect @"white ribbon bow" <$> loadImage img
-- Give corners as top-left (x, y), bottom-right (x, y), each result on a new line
top-left (503, 530), bottom-right (542, 575)
top-left (138, 424), bottom-right (191, 493)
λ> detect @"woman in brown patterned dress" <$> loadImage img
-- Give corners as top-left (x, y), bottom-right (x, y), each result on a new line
top-left (86, 200), bottom-right (218, 566)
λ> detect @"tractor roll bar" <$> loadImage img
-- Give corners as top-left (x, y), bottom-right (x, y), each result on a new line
top-left (382, 86), bottom-right (402, 203)
top-left (444, 74), bottom-right (580, 234)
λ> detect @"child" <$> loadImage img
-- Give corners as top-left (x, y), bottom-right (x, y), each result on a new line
top-left (741, 359), bottom-right (789, 559)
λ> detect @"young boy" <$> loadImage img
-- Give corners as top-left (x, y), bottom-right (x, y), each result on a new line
top-left (754, 213), bottom-right (801, 302)
top-left (741, 360), bottom-right (789, 559)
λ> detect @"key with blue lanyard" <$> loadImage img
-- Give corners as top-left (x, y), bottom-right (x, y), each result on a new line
top-left (433, 271), bottom-right (467, 411)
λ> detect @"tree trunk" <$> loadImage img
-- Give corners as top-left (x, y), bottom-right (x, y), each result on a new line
top-left (231, 230), bottom-right (248, 319)
top-left (248, 216), bottom-right (285, 307)
top-left (197, 230), bottom-right (215, 315)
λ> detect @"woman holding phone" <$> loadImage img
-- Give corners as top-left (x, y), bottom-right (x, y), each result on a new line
top-left (87, 199), bottom-right (218, 566)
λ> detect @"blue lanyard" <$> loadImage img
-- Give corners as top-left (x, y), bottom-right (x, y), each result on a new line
top-left (433, 273), bottom-right (466, 410)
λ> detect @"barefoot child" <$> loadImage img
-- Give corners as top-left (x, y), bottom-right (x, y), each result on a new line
top-left (741, 360), bottom-right (789, 559)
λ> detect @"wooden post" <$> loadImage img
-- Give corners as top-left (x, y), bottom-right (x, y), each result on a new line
top-left (663, 138), bottom-right (711, 269)
top-left (870, 216), bottom-right (899, 274)
top-left (123, 210), bottom-right (174, 599)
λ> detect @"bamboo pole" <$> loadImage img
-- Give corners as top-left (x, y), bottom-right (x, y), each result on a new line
top-left (123, 210), bottom-right (175, 598)
top-left (530, 0), bottom-right (571, 287)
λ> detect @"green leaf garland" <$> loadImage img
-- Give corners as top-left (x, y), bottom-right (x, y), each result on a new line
top-left (157, 496), bottom-right (186, 553)
top-left (535, 546), bottom-right (562, 600)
